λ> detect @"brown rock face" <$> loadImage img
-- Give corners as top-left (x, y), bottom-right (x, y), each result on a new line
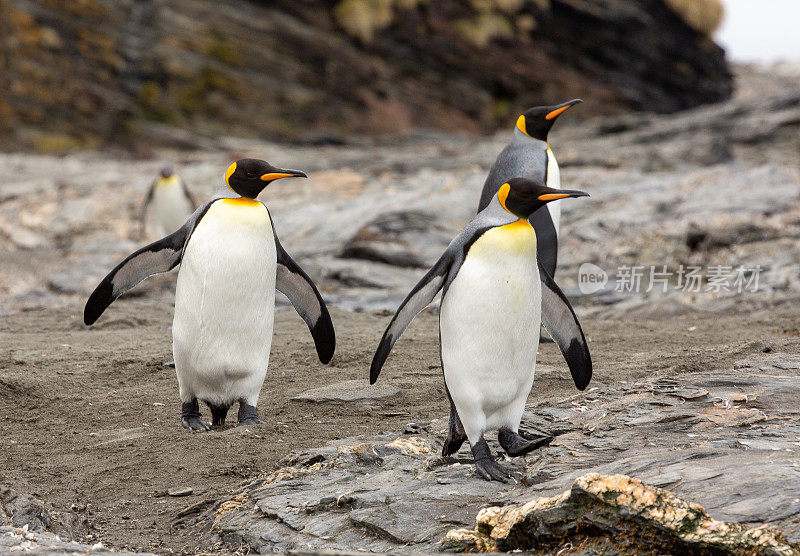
top-left (0, 0), bottom-right (731, 151)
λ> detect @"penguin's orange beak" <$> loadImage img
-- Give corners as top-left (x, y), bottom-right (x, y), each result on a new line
top-left (260, 169), bottom-right (308, 181)
top-left (545, 99), bottom-right (583, 120)
top-left (538, 189), bottom-right (589, 201)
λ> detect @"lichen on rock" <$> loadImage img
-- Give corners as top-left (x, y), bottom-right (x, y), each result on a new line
top-left (442, 473), bottom-right (799, 554)
top-left (663, 0), bottom-right (724, 35)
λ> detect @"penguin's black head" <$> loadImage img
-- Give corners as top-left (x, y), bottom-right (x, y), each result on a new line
top-left (497, 177), bottom-right (588, 219)
top-left (224, 158), bottom-right (307, 199)
top-left (159, 166), bottom-right (174, 179)
top-left (516, 99), bottom-right (582, 141)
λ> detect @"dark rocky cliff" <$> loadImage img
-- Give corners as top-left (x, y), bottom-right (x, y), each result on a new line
top-left (0, 0), bottom-right (731, 151)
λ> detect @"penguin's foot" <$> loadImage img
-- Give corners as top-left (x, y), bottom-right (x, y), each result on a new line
top-left (498, 427), bottom-right (552, 457)
top-left (237, 401), bottom-right (264, 427)
top-left (471, 437), bottom-right (511, 483)
top-left (181, 399), bottom-right (211, 432)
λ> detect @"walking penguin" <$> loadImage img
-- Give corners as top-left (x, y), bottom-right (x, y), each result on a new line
top-left (371, 178), bottom-right (591, 481)
top-left (85, 159), bottom-right (335, 431)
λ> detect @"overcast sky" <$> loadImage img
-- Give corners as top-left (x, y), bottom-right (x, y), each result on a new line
top-left (715, 0), bottom-right (800, 61)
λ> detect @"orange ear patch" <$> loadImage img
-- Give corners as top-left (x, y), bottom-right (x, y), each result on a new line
top-left (224, 162), bottom-right (237, 188)
top-left (516, 115), bottom-right (529, 137)
top-left (497, 183), bottom-right (511, 211)
top-left (538, 193), bottom-right (571, 201)
top-left (545, 105), bottom-right (571, 120)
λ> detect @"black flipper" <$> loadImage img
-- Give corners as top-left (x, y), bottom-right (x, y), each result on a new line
top-left (530, 205), bottom-right (558, 279)
top-left (370, 251), bottom-right (454, 384)
top-left (539, 262), bottom-right (592, 390)
top-left (273, 234), bottom-right (336, 364)
top-left (84, 224), bottom-right (190, 325)
top-left (442, 393), bottom-right (467, 457)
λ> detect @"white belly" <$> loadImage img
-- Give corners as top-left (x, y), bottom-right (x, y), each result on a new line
top-left (152, 182), bottom-right (192, 236)
top-left (172, 199), bottom-right (276, 406)
top-left (440, 221), bottom-right (541, 444)
top-left (545, 147), bottom-right (561, 234)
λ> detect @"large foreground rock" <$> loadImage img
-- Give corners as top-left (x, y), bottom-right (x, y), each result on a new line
top-left (195, 352), bottom-right (800, 553)
top-left (443, 474), bottom-right (797, 554)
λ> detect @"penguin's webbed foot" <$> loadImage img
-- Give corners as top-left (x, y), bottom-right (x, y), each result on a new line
top-left (181, 399), bottom-right (211, 432)
top-left (237, 401), bottom-right (264, 427)
top-left (182, 415), bottom-right (211, 431)
top-left (471, 437), bottom-right (511, 483)
top-left (498, 427), bottom-right (552, 457)
top-left (475, 458), bottom-right (512, 482)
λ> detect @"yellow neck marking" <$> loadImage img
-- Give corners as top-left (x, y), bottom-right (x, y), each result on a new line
top-left (211, 198), bottom-right (269, 227)
top-left (221, 197), bottom-right (261, 207)
top-left (496, 219), bottom-right (537, 254)
top-left (503, 218), bottom-right (534, 231)
top-left (156, 175), bottom-right (180, 187)
top-left (471, 219), bottom-right (536, 257)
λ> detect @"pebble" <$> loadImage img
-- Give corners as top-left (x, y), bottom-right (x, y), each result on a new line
top-left (166, 487), bottom-right (193, 497)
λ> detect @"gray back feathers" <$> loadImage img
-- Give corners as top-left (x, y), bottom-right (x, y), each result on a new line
top-left (477, 131), bottom-right (549, 212)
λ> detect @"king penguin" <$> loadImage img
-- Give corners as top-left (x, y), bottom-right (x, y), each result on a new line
top-left (371, 178), bottom-right (591, 481)
top-left (477, 99), bottom-right (582, 279)
top-left (85, 159), bottom-right (336, 431)
top-left (140, 166), bottom-right (197, 238)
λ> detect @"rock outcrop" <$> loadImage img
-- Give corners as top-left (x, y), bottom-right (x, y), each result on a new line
top-left (0, 0), bottom-right (731, 151)
top-left (0, 487), bottom-right (88, 544)
top-left (0, 526), bottom-right (151, 555)
top-left (443, 474), bottom-right (797, 554)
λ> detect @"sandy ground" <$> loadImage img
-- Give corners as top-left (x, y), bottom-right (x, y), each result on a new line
top-left (2, 296), bottom-right (798, 553)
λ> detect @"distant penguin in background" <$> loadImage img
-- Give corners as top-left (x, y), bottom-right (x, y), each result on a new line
top-left (477, 99), bottom-right (582, 280)
top-left (372, 178), bottom-right (592, 481)
top-left (140, 166), bottom-right (197, 237)
top-left (86, 159), bottom-right (335, 431)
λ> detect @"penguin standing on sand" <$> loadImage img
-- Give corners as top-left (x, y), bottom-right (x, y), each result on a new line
top-left (140, 166), bottom-right (197, 237)
top-left (477, 99), bottom-right (582, 279)
top-left (371, 178), bottom-right (591, 481)
top-left (86, 159), bottom-right (335, 431)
